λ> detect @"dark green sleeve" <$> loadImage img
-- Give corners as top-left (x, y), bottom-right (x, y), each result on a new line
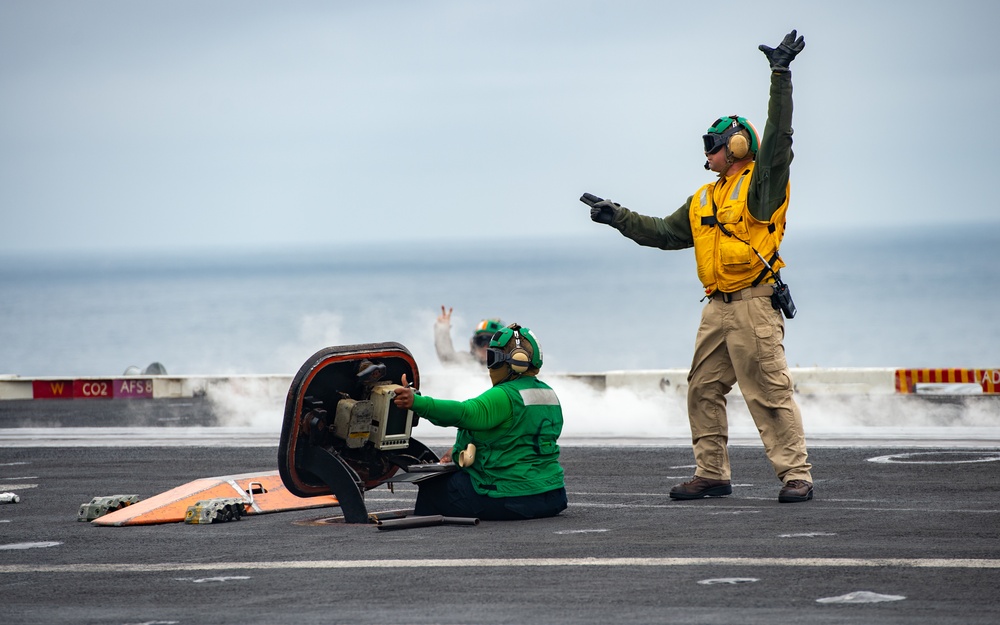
top-left (609, 200), bottom-right (694, 250)
top-left (748, 70), bottom-right (794, 221)
top-left (410, 385), bottom-right (512, 430)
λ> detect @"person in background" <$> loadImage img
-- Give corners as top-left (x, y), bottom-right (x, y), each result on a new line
top-left (434, 305), bottom-right (504, 366)
top-left (394, 323), bottom-right (567, 520)
top-left (585, 30), bottom-right (813, 503)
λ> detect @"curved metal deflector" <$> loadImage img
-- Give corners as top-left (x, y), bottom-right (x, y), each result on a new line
top-left (278, 342), bottom-right (440, 523)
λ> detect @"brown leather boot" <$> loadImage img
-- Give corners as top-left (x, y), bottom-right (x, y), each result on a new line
top-left (778, 479), bottom-right (813, 503)
top-left (669, 476), bottom-right (732, 500)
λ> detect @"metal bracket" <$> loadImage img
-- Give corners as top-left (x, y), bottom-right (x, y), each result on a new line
top-left (299, 446), bottom-right (370, 523)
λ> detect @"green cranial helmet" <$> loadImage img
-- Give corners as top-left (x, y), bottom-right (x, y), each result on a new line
top-left (486, 323), bottom-right (543, 373)
top-left (471, 318), bottom-right (505, 349)
top-left (702, 115), bottom-right (760, 158)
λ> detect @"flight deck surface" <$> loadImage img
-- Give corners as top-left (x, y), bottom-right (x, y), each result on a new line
top-left (1, 426), bottom-right (998, 624)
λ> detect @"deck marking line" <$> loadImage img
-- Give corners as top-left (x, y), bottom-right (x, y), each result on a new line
top-left (868, 451), bottom-right (1000, 464)
top-left (2, 556), bottom-right (1000, 574)
top-left (566, 502), bottom-right (1000, 514)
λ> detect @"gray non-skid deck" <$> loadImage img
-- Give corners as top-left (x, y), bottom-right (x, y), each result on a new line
top-left (1, 430), bottom-right (999, 624)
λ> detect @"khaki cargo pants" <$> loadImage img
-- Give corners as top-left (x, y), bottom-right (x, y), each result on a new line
top-left (686, 288), bottom-right (812, 483)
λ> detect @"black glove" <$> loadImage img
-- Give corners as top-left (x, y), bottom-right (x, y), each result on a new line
top-left (758, 29), bottom-right (804, 72)
top-left (590, 199), bottom-right (619, 225)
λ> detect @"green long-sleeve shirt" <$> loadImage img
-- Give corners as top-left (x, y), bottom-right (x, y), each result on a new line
top-left (612, 70), bottom-right (795, 249)
top-left (411, 385), bottom-right (513, 431)
top-left (411, 377), bottom-right (565, 497)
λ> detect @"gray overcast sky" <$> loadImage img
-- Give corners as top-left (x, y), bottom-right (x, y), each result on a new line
top-left (2, 1), bottom-right (997, 255)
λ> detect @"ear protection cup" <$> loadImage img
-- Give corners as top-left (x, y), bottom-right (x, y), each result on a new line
top-left (728, 132), bottom-right (750, 159)
top-left (506, 328), bottom-right (532, 373)
top-left (508, 348), bottom-right (531, 373)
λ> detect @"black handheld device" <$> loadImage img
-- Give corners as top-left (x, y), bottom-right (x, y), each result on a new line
top-left (579, 193), bottom-right (604, 207)
top-left (771, 283), bottom-right (796, 319)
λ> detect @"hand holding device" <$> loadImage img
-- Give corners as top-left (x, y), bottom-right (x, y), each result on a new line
top-left (580, 193), bottom-right (619, 225)
top-left (393, 373), bottom-right (415, 409)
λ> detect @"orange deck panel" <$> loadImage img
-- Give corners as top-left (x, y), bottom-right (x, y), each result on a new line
top-left (92, 470), bottom-right (339, 526)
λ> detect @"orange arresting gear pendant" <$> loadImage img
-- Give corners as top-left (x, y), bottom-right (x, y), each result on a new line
top-left (91, 471), bottom-right (339, 526)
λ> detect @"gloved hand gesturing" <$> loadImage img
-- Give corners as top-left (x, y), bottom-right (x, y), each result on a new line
top-left (590, 199), bottom-right (620, 225)
top-left (759, 29), bottom-right (804, 72)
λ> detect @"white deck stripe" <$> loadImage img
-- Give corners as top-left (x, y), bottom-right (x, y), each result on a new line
top-left (2, 556), bottom-right (999, 574)
top-left (567, 502), bottom-right (1000, 513)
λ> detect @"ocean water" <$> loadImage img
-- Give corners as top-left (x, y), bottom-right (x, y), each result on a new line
top-left (1, 224), bottom-right (998, 379)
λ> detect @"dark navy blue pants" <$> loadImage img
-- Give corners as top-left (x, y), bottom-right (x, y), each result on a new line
top-left (414, 470), bottom-right (567, 520)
